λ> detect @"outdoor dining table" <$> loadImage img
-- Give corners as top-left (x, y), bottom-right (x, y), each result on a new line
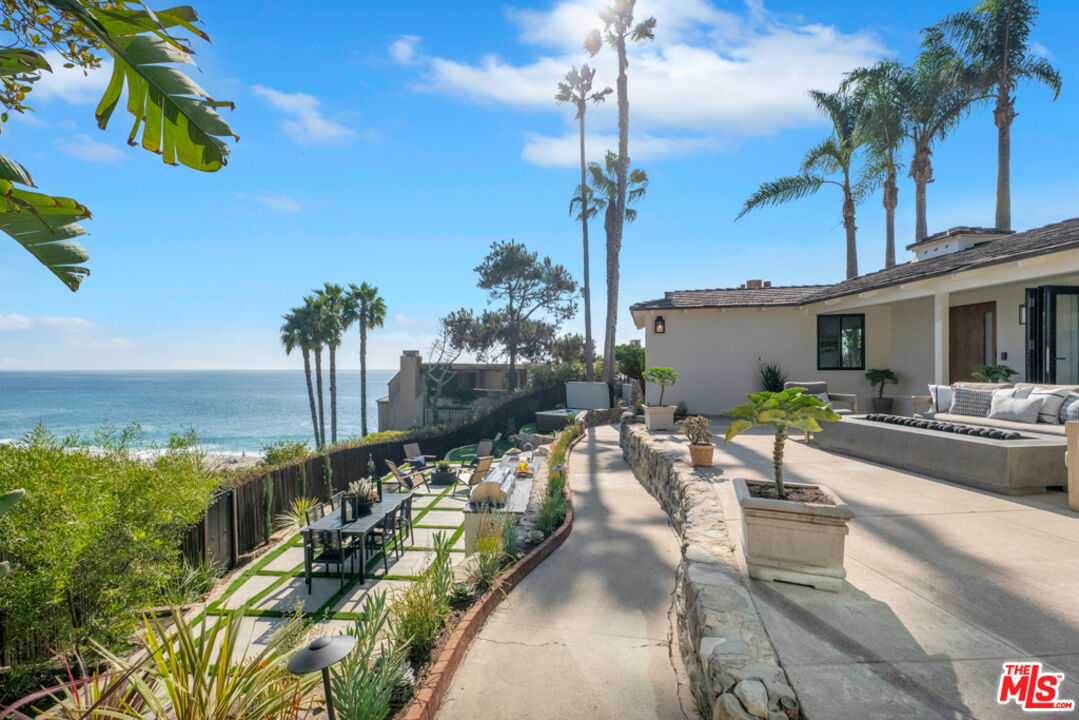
top-left (299, 491), bottom-right (413, 592)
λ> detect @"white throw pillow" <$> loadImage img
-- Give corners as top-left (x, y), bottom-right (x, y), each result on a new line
top-left (814, 392), bottom-right (831, 406)
top-left (1060, 393), bottom-right (1079, 423)
top-left (1028, 387), bottom-right (1068, 424)
top-left (988, 394), bottom-right (1044, 424)
top-left (928, 384), bottom-right (953, 413)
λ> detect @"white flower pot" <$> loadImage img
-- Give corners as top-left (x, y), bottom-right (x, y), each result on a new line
top-left (734, 478), bottom-right (854, 592)
top-left (644, 405), bottom-right (676, 431)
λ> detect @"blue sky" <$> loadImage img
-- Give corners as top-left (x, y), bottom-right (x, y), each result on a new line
top-left (1, 0), bottom-right (1077, 371)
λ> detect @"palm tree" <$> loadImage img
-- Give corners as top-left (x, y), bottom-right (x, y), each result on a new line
top-left (844, 61), bottom-right (908, 268)
top-left (587, 0), bottom-right (656, 386)
top-left (737, 89), bottom-right (866, 279)
top-left (280, 309), bottom-right (320, 448)
top-left (900, 39), bottom-right (978, 242)
top-left (316, 283), bottom-right (352, 446)
top-left (933, 0), bottom-right (1061, 231)
top-left (302, 293), bottom-right (330, 448)
top-left (556, 65), bottom-right (611, 383)
top-left (347, 282), bottom-right (387, 438)
top-left (573, 152), bottom-right (648, 261)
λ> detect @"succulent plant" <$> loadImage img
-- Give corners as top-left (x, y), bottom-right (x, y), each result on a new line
top-left (681, 415), bottom-right (712, 446)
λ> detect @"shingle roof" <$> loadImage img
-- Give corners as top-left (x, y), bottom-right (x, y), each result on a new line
top-left (905, 226), bottom-right (1012, 251)
top-left (630, 285), bottom-right (829, 311)
top-left (631, 217), bottom-right (1079, 312)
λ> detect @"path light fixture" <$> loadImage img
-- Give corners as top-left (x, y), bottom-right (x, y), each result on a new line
top-left (287, 634), bottom-right (357, 720)
top-left (552, 464), bottom-right (568, 481)
top-left (654, 315), bottom-right (666, 334)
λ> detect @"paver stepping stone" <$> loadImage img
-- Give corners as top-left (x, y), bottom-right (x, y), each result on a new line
top-left (252, 577), bottom-right (338, 614)
top-left (406, 527), bottom-right (459, 548)
top-left (222, 574), bottom-right (279, 609)
top-left (331, 578), bottom-right (411, 614)
top-left (262, 545), bottom-right (305, 572)
top-left (415, 510), bottom-right (463, 527)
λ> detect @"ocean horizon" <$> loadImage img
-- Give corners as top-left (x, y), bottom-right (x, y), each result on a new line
top-left (0, 369), bottom-right (396, 454)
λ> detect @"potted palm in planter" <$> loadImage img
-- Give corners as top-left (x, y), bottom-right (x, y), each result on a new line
top-left (865, 368), bottom-right (899, 414)
top-left (642, 367), bottom-right (678, 431)
top-left (724, 388), bottom-right (854, 592)
top-left (682, 415), bottom-right (714, 466)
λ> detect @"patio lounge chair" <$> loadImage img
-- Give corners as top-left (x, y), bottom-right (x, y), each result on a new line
top-left (385, 459), bottom-right (430, 493)
top-left (784, 381), bottom-right (859, 441)
top-left (402, 442), bottom-right (437, 470)
top-left (463, 439), bottom-right (494, 468)
top-left (466, 456), bottom-right (494, 488)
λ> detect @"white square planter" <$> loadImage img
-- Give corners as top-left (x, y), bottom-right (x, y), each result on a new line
top-left (644, 405), bottom-right (676, 431)
top-left (734, 478), bottom-right (855, 592)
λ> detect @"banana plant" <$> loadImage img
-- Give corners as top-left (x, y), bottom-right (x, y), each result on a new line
top-left (1, 2), bottom-right (238, 290)
top-left (724, 389), bottom-right (841, 498)
top-left (0, 488), bottom-right (25, 581)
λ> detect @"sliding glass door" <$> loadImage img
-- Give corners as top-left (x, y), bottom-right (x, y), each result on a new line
top-left (1026, 286), bottom-right (1079, 383)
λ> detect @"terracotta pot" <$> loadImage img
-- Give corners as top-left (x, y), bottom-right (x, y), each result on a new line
top-left (688, 443), bottom-right (714, 466)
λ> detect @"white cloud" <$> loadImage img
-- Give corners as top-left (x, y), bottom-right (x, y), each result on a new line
top-left (409, 0), bottom-right (886, 163)
top-left (55, 134), bottom-right (125, 164)
top-left (239, 194), bottom-right (303, 212)
top-left (522, 131), bottom-right (721, 168)
top-left (0, 357), bottom-right (26, 368)
top-left (252, 85), bottom-right (356, 146)
top-left (37, 316), bottom-right (101, 332)
top-left (31, 51), bottom-right (111, 105)
top-left (390, 35), bottom-right (422, 65)
top-left (0, 314), bottom-right (32, 331)
top-left (393, 313), bottom-right (438, 330)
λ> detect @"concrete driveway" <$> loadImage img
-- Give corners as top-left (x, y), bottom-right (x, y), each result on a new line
top-left (651, 421), bottom-right (1079, 719)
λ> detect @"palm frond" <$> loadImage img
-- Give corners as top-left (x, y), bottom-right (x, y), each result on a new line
top-left (736, 174), bottom-right (826, 220)
top-left (1020, 55), bottom-right (1063, 99)
top-left (800, 138), bottom-right (844, 174)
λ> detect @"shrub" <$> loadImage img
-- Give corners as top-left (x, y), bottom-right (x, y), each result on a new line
top-left (392, 532), bottom-right (453, 664)
top-left (758, 360), bottom-right (787, 393)
top-left (260, 440), bottom-right (311, 467)
top-left (674, 400), bottom-right (688, 419)
top-left (157, 557), bottom-right (223, 606)
top-left (0, 424), bottom-right (216, 681)
top-left (681, 415), bottom-right (712, 446)
top-left (641, 367), bottom-right (679, 406)
top-left (331, 591), bottom-right (409, 720)
top-left (472, 534), bottom-right (507, 592)
top-left (536, 494), bottom-right (569, 535)
top-left (275, 496), bottom-right (320, 533)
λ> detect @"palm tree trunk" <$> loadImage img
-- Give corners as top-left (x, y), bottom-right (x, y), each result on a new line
top-left (360, 311), bottom-right (369, 437)
top-left (773, 427), bottom-right (787, 498)
top-left (884, 164), bottom-right (898, 268)
top-left (994, 86), bottom-right (1015, 231)
top-left (302, 348), bottom-right (319, 448)
top-left (579, 106), bottom-right (594, 383)
top-left (603, 35), bottom-right (630, 388)
top-left (314, 346), bottom-right (326, 448)
top-left (842, 176), bottom-right (858, 280)
top-left (329, 343), bottom-right (337, 446)
top-left (911, 144), bottom-right (933, 242)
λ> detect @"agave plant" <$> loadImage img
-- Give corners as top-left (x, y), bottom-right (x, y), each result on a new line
top-left (275, 495), bottom-right (320, 532)
top-left (724, 388), bottom-right (841, 498)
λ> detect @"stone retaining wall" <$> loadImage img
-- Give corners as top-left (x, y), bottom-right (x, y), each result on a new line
top-left (620, 415), bottom-right (800, 720)
top-left (578, 407), bottom-right (626, 428)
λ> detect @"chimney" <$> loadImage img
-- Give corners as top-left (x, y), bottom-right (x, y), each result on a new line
top-left (746, 279), bottom-right (763, 289)
top-left (763, 281), bottom-right (772, 288)
top-left (739, 284), bottom-right (746, 289)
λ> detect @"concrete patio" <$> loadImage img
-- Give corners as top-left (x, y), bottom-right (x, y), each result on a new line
top-left (645, 421), bottom-right (1079, 719)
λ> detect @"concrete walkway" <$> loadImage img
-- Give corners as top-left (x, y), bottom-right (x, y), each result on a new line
top-left (437, 425), bottom-right (693, 720)
top-left (654, 422), bottom-right (1079, 720)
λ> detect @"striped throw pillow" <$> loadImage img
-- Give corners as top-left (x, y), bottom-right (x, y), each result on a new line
top-left (1060, 393), bottom-right (1079, 423)
top-left (948, 387), bottom-right (995, 417)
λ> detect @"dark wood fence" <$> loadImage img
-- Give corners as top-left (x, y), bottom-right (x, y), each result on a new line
top-left (180, 384), bottom-right (565, 569)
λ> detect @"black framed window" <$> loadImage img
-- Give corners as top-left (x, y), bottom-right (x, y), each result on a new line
top-left (817, 314), bottom-right (865, 370)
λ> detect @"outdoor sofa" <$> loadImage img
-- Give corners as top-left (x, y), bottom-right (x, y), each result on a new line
top-left (913, 382), bottom-right (1079, 437)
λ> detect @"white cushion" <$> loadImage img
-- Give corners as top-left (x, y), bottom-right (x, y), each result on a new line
top-left (1027, 387), bottom-right (1068, 424)
top-left (988, 394), bottom-right (1044, 424)
top-left (928, 384), bottom-right (953, 413)
top-left (1060, 393), bottom-right (1079, 423)
top-left (814, 392), bottom-right (830, 406)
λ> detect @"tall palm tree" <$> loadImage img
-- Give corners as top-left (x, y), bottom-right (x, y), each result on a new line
top-left (844, 61), bottom-right (908, 268)
top-left (302, 293), bottom-right (330, 448)
top-left (556, 65), bottom-right (611, 384)
top-left (902, 39), bottom-right (978, 242)
top-left (280, 309), bottom-right (320, 448)
top-left (933, 0), bottom-right (1061, 231)
top-left (737, 89), bottom-right (866, 279)
top-left (587, 0), bottom-right (655, 386)
top-left (573, 152), bottom-right (648, 258)
top-left (347, 282), bottom-right (386, 438)
top-left (316, 283), bottom-right (351, 446)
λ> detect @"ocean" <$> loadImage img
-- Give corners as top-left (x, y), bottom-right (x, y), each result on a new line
top-left (0, 370), bottom-right (395, 454)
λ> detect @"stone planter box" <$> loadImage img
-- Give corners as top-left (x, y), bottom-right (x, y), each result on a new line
top-left (734, 478), bottom-right (854, 593)
top-left (644, 405), bottom-right (676, 431)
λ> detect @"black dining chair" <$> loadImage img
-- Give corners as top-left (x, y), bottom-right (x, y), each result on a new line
top-left (311, 529), bottom-right (356, 588)
top-left (329, 490), bottom-right (346, 509)
top-left (398, 495), bottom-right (415, 545)
top-left (366, 506), bottom-right (402, 576)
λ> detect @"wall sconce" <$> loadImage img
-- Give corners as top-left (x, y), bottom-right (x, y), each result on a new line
top-left (654, 315), bottom-right (666, 334)
top-left (1018, 304), bottom-right (1026, 325)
